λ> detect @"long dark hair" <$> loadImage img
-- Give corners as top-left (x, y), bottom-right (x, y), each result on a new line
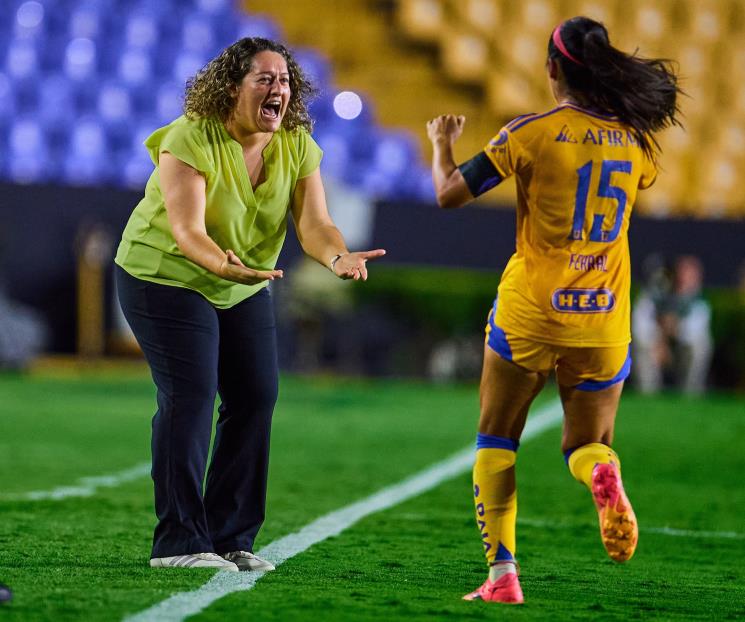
top-left (184, 37), bottom-right (316, 132)
top-left (548, 16), bottom-right (682, 159)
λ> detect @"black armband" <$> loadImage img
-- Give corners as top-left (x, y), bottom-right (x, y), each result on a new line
top-left (458, 152), bottom-right (503, 197)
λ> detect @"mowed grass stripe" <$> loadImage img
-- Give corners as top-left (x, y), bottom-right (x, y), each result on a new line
top-left (215, 392), bottom-right (745, 622)
top-left (0, 374), bottom-right (516, 621)
top-left (3, 374), bottom-right (744, 621)
top-left (123, 400), bottom-right (564, 622)
top-left (1, 462), bottom-right (151, 501)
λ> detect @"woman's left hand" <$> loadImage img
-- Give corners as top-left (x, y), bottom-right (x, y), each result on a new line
top-left (332, 249), bottom-right (386, 281)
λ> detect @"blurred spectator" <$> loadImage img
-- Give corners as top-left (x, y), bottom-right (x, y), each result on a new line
top-left (735, 262), bottom-right (745, 390)
top-left (632, 255), bottom-right (712, 394)
top-left (0, 285), bottom-right (48, 369)
top-left (277, 177), bottom-right (398, 375)
top-left (714, 259), bottom-right (745, 390)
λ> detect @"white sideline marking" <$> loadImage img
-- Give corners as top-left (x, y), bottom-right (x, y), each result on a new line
top-left (123, 400), bottom-right (565, 622)
top-left (2, 462), bottom-right (150, 501)
top-left (517, 518), bottom-right (745, 540)
top-left (644, 526), bottom-right (745, 540)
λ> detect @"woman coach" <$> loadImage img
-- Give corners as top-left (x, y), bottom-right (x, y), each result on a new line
top-left (114, 37), bottom-right (385, 571)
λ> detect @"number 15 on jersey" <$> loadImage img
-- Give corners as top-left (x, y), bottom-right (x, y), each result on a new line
top-left (569, 159), bottom-right (632, 243)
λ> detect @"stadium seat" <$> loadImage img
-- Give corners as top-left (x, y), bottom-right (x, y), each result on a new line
top-left (413, 165), bottom-right (437, 202)
top-left (315, 130), bottom-right (351, 180)
top-left (37, 72), bottom-right (77, 125)
top-left (308, 94), bottom-right (335, 127)
top-left (452, 0), bottom-right (501, 37)
top-left (172, 50), bottom-right (207, 87)
top-left (63, 37), bottom-right (97, 81)
top-left (4, 39), bottom-right (39, 80)
top-left (7, 118), bottom-right (50, 183)
top-left (439, 27), bottom-right (489, 85)
top-left (62, 119), bottom-right (110, 185)
top-left (397, 0), bottom-right (445, 43)
top-left (496, 31), bottom-right (548, 77)
top-left (373, 131), bottom-right (420, 178)
top-left (629, 0), bottom-right (676, 54)
top-left (519, 0), bottom-right (560, 35)
top-left (674, 43), bottom-right (709, 82)
top-left (231, 14), bottom-right (283, 41)
top-left (293, 48), bottom-right (333, 91)
top-left (117, 47), bottom-right (152, 86)
top-left (13, 0), bottom-right (46, 39)
top-left (568, 0), bottom-right (615, 25)
top-left (121, 148), bottom-right (155, 189)
top-left (0, 73), bottom-right (16, 123)
top-left (486, 70), bottom-right (544, 119)
top-left (0, 0), bottom-right (741, 215)
top-left (154, 81), bottom-right (184, 125)
top-left (181, 13), bottom-right (216, 55)
top-left (67, 4), bottom-right (103, 40)
top-left (124, 12), bottom-right (159, 50)
top-left (195, 0), bottom-right (232, 15)
top-left (683, 0), bottom-right (727, 44)
top-left (97, 81), bottom-right (136, 151)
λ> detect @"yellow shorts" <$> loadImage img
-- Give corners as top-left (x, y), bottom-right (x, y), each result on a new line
top-left (485, 300), bottom-right (631, 390)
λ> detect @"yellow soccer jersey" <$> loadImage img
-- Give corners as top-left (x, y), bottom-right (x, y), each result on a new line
top-left (484, 103), bottom-right (657, 347)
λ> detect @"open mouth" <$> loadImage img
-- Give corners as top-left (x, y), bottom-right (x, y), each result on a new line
top-left (261, 101), bottom-right (281, 120)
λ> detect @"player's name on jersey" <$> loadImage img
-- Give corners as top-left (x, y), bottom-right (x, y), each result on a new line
top-left (555, 125), bottom-right (640, 148)
top-left (567, 253), bottom-right (609, 272)
top-left (551, 288), bottom-right (615, 313)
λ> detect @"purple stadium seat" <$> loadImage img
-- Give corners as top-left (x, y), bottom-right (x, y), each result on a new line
top-left (7, 118), bottom-right (49, 183)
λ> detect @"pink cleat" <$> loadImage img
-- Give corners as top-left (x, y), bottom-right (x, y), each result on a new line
top-left (591, 462), bottom-right (638, 562)
top-left (462, 573), bottom-right (524, 604)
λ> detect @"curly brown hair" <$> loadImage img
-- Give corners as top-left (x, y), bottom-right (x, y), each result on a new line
top-left (184, 37), bottom-right (316, 132)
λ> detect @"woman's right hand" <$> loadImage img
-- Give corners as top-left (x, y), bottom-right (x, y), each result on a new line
top-left (219, 250), bottom-right (284, 285)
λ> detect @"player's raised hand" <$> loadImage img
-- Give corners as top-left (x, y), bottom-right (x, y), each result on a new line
top-left (332, 249), bottom-right (386, 281)
top-left (426, 114), bottom-right (466, 145)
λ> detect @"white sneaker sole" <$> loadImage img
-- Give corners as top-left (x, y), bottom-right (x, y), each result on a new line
top-left (150, 555), bottom-right (239, 571)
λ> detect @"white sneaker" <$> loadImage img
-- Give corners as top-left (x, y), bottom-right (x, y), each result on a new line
top-left (222, 551), bottom-right (275, 571)
top-left (149, 552), bottom-right (239, 571)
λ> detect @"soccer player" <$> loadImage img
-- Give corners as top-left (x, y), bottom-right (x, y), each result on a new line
top-left (426, 16), bottom-right (681, 603)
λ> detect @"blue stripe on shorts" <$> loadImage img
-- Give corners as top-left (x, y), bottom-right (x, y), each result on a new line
top-left (487, 299), bottom-right (513, 361)
top-left (574, 345), bottom-right (632, 391)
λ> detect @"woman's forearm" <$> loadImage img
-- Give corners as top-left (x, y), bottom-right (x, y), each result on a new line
top-left (298, 223), bottom-right (348, 270)
top-left (172, 226), bottom-right (227, 276)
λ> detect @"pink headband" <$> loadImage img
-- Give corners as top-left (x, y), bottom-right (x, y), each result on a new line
top-left (552, 22), bottom-right (585, 66)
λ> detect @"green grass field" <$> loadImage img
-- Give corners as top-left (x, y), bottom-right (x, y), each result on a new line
top-left (1, 369), bottom-right (744, 621)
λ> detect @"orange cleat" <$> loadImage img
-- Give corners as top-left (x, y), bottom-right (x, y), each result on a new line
top-left (462, 572), bottom-right (524, 604)
top-left (591, 462), bottom-right (638, 562)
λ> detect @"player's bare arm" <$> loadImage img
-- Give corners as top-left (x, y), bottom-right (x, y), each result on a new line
top-left (426, 114), bottom-right (474, 209)
top-left (427, 115), bottom-right (504, 210)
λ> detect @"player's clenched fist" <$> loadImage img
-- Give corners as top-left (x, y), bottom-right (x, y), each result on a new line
top-left (426, 114), bottom-right (466, 145)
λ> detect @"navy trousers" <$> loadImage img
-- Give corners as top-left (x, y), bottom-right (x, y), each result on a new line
top-left (115, 266), bottom-right (278, 558)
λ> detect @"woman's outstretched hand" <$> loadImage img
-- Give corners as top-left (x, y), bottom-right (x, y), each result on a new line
top-left (220, 249), bottom-right (284, 285)
top-left (332, 249), bottom-right (386, 281)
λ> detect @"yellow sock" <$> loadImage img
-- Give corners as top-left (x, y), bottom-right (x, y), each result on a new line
top-left (567, 443), bottom-right (620, 489)
top-left (473, 437), bottom-right (518, 564)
